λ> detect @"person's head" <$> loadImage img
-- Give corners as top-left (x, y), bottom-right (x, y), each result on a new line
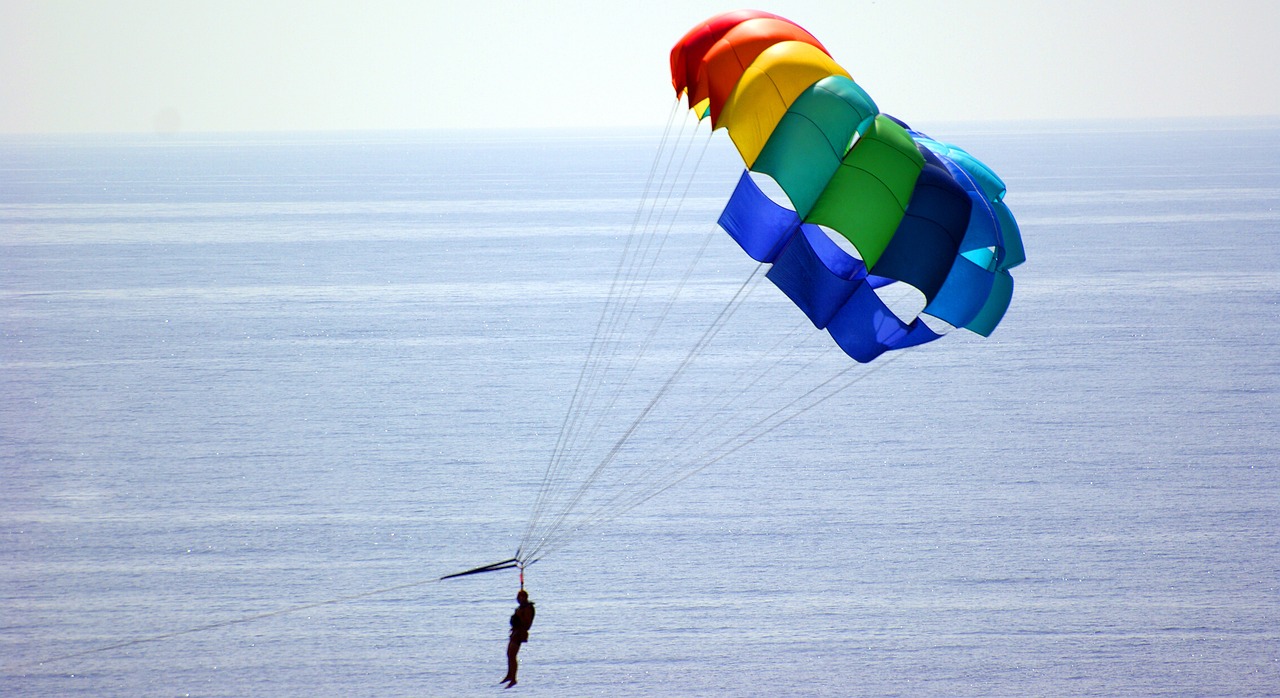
top-left (516, 589), bottom-right (529, 603)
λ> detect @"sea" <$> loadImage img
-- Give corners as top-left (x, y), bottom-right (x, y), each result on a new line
top-left (2, 119), bottom-right (1277, 697)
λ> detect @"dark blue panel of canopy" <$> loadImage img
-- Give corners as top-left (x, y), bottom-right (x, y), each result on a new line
top-left (869, 162), bottom-right (970, 302)
top-left (930, 153), bottom-right (1000, 255)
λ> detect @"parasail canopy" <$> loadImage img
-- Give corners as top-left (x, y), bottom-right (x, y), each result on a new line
top-left (671, 9), bottom-right (1024, 362)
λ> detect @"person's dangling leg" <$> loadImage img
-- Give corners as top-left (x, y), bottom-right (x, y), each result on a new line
top-left (503, 638), bottom-right (520, 686)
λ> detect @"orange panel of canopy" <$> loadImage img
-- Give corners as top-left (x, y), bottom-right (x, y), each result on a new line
top-left (694, 17), bottom-right (828, 124)
top-left (669, 9), bottom-right (786, 98)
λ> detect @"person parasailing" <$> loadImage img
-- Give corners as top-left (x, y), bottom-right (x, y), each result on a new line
top-left (501, 587), bottom-right (535, 688)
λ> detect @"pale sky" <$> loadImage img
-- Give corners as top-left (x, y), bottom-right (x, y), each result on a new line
top-left (2, 0), bottom-right (1277, 134)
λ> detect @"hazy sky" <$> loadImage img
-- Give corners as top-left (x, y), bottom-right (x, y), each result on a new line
top-left (3, 0), bottom-right (1277, 134)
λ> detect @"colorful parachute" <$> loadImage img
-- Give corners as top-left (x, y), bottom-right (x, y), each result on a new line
top-left (671, 11), bottom-right (1025, 362)
top-left (507, 14), bottom-right (1028, 568)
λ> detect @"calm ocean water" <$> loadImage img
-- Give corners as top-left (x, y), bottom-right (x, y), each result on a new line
top-left (2, 120), bottom-right (1277, 696)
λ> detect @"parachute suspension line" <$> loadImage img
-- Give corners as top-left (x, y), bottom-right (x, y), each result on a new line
top-left (624, 124), bottom-right (712, 299)
top-left (530, 118), bottom-right (706, 531)
top-left (661, 314), bottom-right (827, 441)
top-left (608, 127), bottom-right (714, 353)
top-left (522, 105), bottom-right (683, 548)
top-left (522, 262), bottom-right (763, 562)
top-left (665, 352), bottom-right (906, 492)
top-left (547, 109), bottom-right (701, 481)
top-left (527, 352), bottom-right (910, 563)
top-left (546, 132), bottom-right (717, 485)
top-left (554, 277), bottom-right (850, 542)
top-left (27, 576), bottom-right (447, 668)
top-left (566, 126), bottom-right (707, 415)
top-left (519, 216), bottom-right (727, 566)
top-left (522, 103), bottom-right (684, 548)
top-left (644, 325), bottom-right (836, 477)
top-left (561, 334), bottom-right (845, 550)
top-left (526, 273), bottom-right (795, 544)
top-left (649, 345), bottom-right (855, 487)
top-left (650, 352), bottom-right (907, 512)
top-left (521, 263), bottom-right (766, 563)
top-left (521, 105), bottom-right (707, 555)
